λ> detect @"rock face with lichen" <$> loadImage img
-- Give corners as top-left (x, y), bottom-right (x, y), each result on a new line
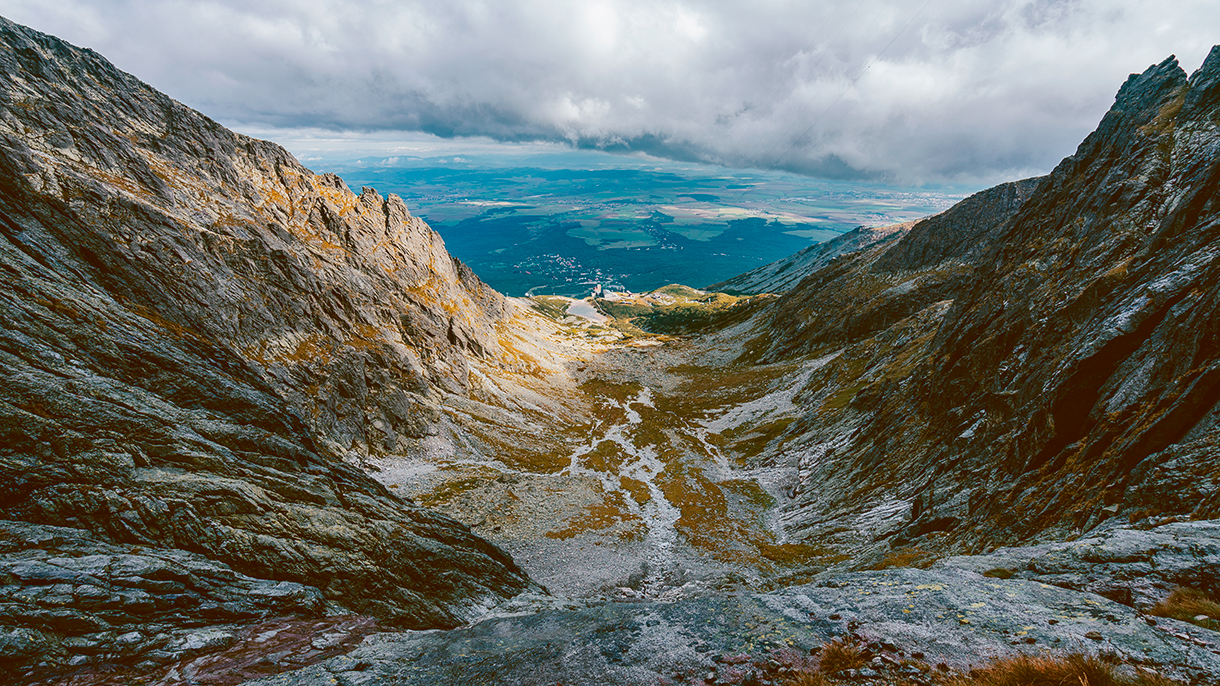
top-left (239, 562), bottom-right (1220, 685)
top-left (0, 15), bottom-right (538, 680)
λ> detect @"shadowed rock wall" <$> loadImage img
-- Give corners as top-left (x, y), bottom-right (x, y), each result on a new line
top-left (748, 49), bottom-right (1220, 558)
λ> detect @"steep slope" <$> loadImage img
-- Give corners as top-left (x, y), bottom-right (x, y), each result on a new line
top-left (708, 223), bottom-right (910, 295)
top-left (708, 178), bottom-right (1040, 297)
top-left (870, 177), bottom-right (1041, 273)
top-left (744, 177), bottom-right (1038, 365)
top-left (0, 15), bottom-right (541, 679)
top-left (740, 51), bottom-right (1220, 564)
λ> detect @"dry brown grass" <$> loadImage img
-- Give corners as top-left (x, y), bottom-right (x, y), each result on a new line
top-left (871, 547), bottom-right (938, 570)
top-left (1149, 587), bottom-right (1220, 630)
top-left (818, 639), bottom-right (867, 673)
top-left (779, 652), bottom-right (1179, 686)
top-left (945, 654), bottom-right (1179, 686)
top-left (782, 671), bottom-right (826, 686)
top-left (544, 491), bottom-right (641, 540)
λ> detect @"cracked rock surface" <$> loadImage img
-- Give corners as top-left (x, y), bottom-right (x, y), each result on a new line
top-left (240, 566), bottom-right (1220, 686)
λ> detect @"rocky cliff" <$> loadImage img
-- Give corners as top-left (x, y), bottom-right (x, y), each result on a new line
top-left (0, 15), bottom-right (540, 681)
top-left (739, 50), bottom-right (1220, 567)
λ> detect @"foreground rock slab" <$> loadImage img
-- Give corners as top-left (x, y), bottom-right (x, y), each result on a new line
top-left (241, 568), bottom-right (1220, 686)
top-left (935, 520), bottom-right (1220, 609)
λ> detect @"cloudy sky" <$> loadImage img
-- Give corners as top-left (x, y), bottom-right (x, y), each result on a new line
top-left (2, 0), bottom-right (1217, 184)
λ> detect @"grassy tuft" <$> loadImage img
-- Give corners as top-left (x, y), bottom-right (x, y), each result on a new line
top-left (781, 671), bottom-right (826, 686)
top-left (982, 567), bottom-right (1016, 579)
top-left (871, 547), bottom-right (937, 570)
top-left (818, 639), bottom-right (867, 673)
top-left (944, 653), bottom-right (1179, 686)
top-left (1148, 587), bottom-right (1220, 630)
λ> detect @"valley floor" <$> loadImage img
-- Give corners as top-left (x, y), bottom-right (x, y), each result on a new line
top-left (326, 295), bottom-right (1220, 686)
top-left (371, 302), bottom-right (835, 600)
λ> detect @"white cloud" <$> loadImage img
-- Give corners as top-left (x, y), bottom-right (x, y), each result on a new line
top-left (2, 0), bottom-right (1216, 183)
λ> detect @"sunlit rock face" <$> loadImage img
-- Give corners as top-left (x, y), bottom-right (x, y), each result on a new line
top-left (0, 14), bottom-right (539, 678)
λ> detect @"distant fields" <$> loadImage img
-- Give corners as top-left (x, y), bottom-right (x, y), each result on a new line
top-left (338, 162), bottom-right (966, 297)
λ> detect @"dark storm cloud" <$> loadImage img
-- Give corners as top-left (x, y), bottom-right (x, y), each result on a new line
top-left (2, 0), bottom-right (1216, 183)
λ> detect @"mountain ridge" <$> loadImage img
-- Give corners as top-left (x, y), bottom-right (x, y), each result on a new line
top-left (731, 48), bottom-right (1220, 563)
top-left (707, 222), bottom-right (911, 295)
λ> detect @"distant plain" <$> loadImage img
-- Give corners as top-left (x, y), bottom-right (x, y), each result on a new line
top-left (336, 157), bottom-right (968, 297)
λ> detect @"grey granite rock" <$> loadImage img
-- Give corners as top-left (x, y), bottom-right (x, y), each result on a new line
top-left (737, 47), bottom-right (1220, 560)
top-left (934, 521), bottom-right (1220, 608)
top-left (238, 567), bottom-right (1220, 685)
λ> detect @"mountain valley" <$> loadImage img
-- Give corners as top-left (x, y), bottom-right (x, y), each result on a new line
top-left (2, 15), bottom-right (1220, 686)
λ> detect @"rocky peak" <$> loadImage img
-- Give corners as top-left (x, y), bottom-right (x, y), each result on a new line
top-left (922, 50), bottom-right (1220, 495)
top-left (870, 177), bottom-right (1041, 274)
top-left (1185, 45), bottom-right (1220, 111)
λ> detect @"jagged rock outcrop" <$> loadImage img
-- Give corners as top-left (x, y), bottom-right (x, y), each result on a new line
top-left (0, 521), bottom-right (330, 674)
top-left (0, 15), bottom-right (537, 681)
top-left (741, 50), bottom-right (1220, 562)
